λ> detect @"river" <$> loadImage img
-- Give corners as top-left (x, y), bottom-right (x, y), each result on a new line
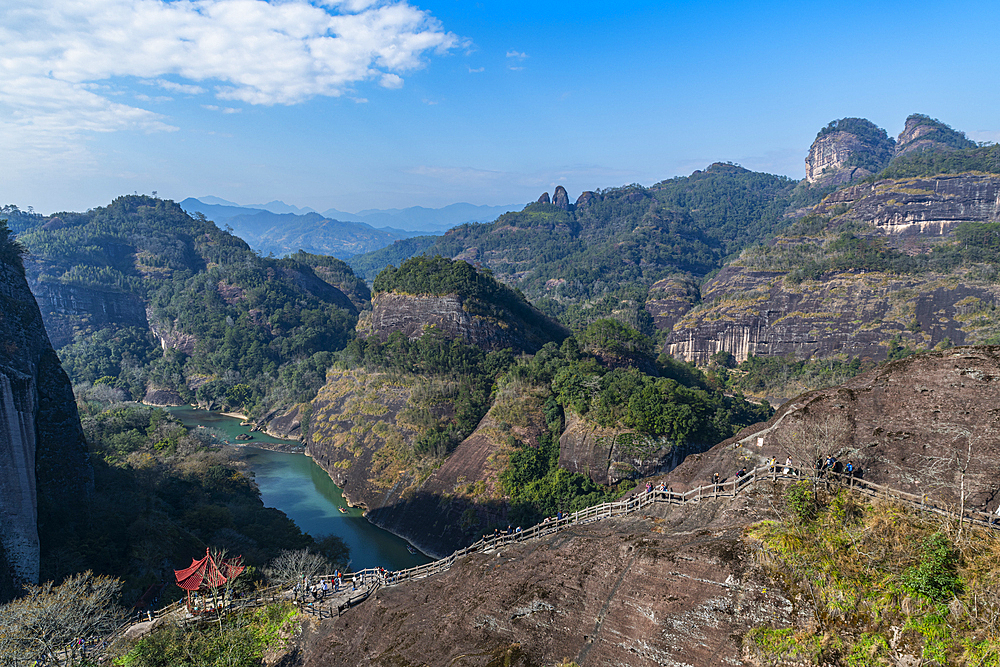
top-left (166, 406), bottom-right (432, 572)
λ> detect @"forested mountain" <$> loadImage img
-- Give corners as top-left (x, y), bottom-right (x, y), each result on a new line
top-left (350, 163), bottom-right (800, 331)
top-left (16, 195), bottom-right (359, 416)
top-left (179, 199), bottom-right (421, 259)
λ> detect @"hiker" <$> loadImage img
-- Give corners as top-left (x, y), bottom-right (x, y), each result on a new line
top-left (712, 472), bottom-right (720, 491)
top-left (845, 460), bottom-right (854, 476)
top-left (783, 456), bottom-right (792, 475)
top-left (645, 482), bottom-right (652, 494)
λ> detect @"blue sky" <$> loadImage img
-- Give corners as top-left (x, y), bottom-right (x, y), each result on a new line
top-left (2, 0), bottom-right (999, 215)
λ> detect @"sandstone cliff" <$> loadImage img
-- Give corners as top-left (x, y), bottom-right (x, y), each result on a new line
top-left (296, 493), bottom-right (790, 667)
top-left (895, 113), bottom-right (977, 158)
top-left (662, 346), bottom-right (1000, 511)
top-left (27, 280), bottom-right (148, 349)
top-left (358, 291), bottom-right (567, 354)
top-left (663, 174), bottom-right (1000, 366)
top-left (818, 173), bottom-right (1000, 236)
top-left (804, 118), bottom-right (895, 186)
top-left (558, 412), bottom-right (688, 485)
top-left (664, 265), bottom-right (1000, 365)
top-left (304, 372), bottom-right (550, 557)
top-left (0, 256), bottom-right (91, 589)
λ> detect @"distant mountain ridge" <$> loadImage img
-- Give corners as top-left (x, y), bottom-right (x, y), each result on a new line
top-left (184, 197), bottom-right (518, 233)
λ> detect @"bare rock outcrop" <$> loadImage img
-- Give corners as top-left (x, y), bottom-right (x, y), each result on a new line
top-left (805, 118), bottom-right (895, 186)
top-left (664, 265), bottom-right (1000, 365)
top-left (818, 174), bottom-right (1000, 236)
top-left (558, 413), bottom-right (687, 485)
top-left (536, 192), bottom-right (551, 205)
top-left (359, 291), bottom-right (567, 354)
top-left (662, 346), bottom-right (1000, 512)
top-left (27, 281), bottom-right (148, 349)
top-left (299, 493), bottom-right (793, 667)
top-left (0, 258), bottom-right (91, 590)
top-left (551, 185), bottom-right (570, 210)
top-left (895, 113), bottom-right (976, 158)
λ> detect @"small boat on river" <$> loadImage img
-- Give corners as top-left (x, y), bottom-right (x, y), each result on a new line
top-left (338, 506), bottom-right (348, 514)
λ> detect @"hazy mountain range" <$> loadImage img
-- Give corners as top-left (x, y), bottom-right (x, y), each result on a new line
top-left (184, 196), bottom-right (519, 233)
top-left (179, 196), bottom-right (520, 260)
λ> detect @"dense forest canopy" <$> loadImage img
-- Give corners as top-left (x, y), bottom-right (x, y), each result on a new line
top-left (17, 195), bottom-right (358, 417)
top-left (352, 163), bottom-right (799, 333)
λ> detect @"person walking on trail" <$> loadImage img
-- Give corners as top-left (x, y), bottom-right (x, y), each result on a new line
top-left (712, 472), bottom-right (720, 491)
top-left (645, 482), bottom-right (652, 494)
top-left (783, 456), bottom-right (792, 475)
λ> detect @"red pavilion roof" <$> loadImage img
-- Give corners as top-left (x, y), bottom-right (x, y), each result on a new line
top-left (174, 548), bottom-right (245, 592)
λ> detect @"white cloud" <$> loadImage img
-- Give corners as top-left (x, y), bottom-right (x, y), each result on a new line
top-left (151, 79), bottom-right (207, 95)
top-left (0, 0), bottom-right (461, 162)
top-left (379, 73), bottom-right (404, 89)
top-left (468, 66), bottom-right (484, 73)
top-left (505, 49), bottom-right (528, 60)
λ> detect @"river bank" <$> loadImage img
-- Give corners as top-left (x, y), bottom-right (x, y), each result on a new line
top-left (163, 405), bottom-right (432, 570)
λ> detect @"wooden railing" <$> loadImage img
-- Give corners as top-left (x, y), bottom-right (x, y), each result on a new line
top-left (315, 465), bottom-right (999, 590)
top-left (80, 465), bottom-right (997, 664)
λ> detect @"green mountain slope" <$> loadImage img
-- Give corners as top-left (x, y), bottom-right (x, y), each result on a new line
top-left (17, 195), bottom-right (359, 416)
top-left (350, 163), bottom-right (798, 331)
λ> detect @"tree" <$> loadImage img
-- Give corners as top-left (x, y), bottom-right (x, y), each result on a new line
top-left (265, 549), bottom-right (328, 598)
top-left (0, 570), bottom-right (123, 666)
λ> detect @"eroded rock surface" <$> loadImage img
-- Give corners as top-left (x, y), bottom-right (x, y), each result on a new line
top-left (665, 266), bottom-right (1000, 365)
top-left (0, 259), bottom-right (91, 589)
top-left (299, 494), bottom-right (793, 667)
top-left (662, 346), bottom-right (1000, 512)
top-left (305, 373), bottom-right (550, 556)
top-left (28, 281), bottom-right (148, 349)
top-left (359, 291), bottom-right (567, 354)
top-left (559, 413), bottom-right (687, 485)
top-left (819, 174), bottom-right (1000, 237)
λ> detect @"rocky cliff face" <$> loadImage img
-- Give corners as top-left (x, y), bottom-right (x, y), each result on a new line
top-left (304, 372), bottom-right (550, 557)
top-left (358, 291), bottom-right (567, 354)
top-left (0, 259), bottom-right (91, 588)
top-left (663, 174), bottom-right (1000, 366)
top-left (662, 347), bottom-right (1000, 511)
top-left (27, 280), bottom-right (148, 349)
top-left (558, 412), bottom-right (689, 485)
top-left (664, 266), bottom-right (1000, 365)
top-left (819, 174), bottom-right (1000, 236)
top-left (895, 113), bottom-right (977, 158)
top-left (296, 493), bottom-right (791, 667)
top-left (804, 118), bottom-right (895, 186)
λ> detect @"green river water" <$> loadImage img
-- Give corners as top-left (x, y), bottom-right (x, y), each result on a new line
top-left (166, 406), bottom-right (432, 572)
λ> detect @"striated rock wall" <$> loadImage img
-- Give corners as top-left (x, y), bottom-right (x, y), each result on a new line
top-left (0, 260), bottom-right (91, 587)
top-left (805, 130), bottom-right (882, 186)
top-left (27, 280), bottom-right (148, 349)
top-left (360, 291), bottom-right (566, 354)
top-left (664, 266), bottom-right (1000, 365)
top-left (819, 174), bottom-right (1000, 236)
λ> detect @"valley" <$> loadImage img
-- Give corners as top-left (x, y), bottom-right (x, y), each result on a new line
top-left (3, 111), bottom-right (1000, 666)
